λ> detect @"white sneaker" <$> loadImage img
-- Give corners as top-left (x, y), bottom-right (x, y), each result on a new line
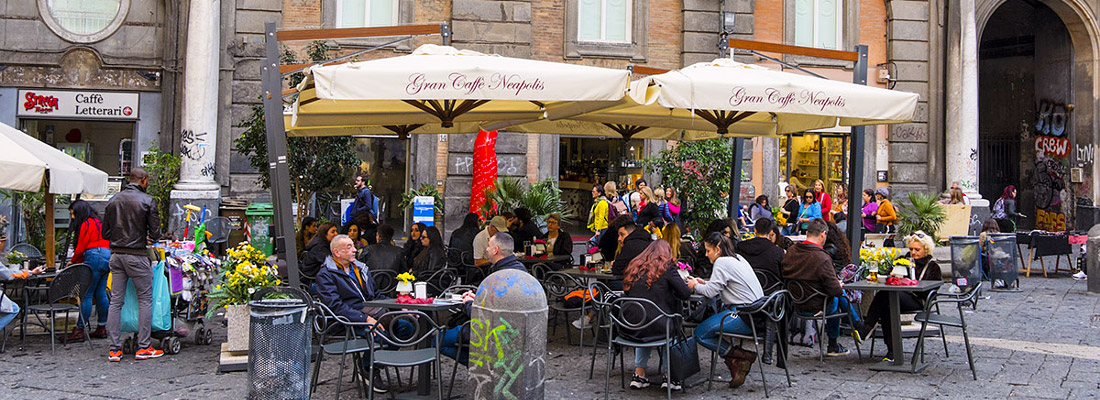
top-left (571, 315), bottom-right (591, 330)
top-left (993, 279), bottom-right (1006, 289)
top-left (1073, 271), bottom-right (1087, 280)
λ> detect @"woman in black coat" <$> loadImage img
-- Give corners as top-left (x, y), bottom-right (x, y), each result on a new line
top-left (635, 187), bottom-right (664, 230)
top-left (301, 222), bottom-right (338, 279)
top-left (448, 213), bottom-right (481, 256)
top-left (545, 213), bottom-right (573, 268)
top-left (412, 226), bottom-right (447, 276)
top-left (402, 222), bottom-right (427, 271)
top-left (621, 240), bottom-right (692, 389)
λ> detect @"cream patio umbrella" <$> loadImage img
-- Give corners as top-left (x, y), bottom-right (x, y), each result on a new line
top-left (0, 122), bottom-right (109, 268)
top-left (288, 44), bottom-right (631, 136)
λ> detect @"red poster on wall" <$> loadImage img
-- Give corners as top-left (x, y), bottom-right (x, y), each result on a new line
top-left (469, 129), bottom-right (499, 217)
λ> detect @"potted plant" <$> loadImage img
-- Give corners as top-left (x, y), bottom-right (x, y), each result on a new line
top-left (206, 242), bottom-right (281, 353)
top-left (6, 250), bottom-right (25, 269)
top-left (396, 272), bottom-right (416, 295)
top-left (897, 192), bottom-right (947, 241)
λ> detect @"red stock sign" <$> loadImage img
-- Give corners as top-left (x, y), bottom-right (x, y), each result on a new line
top-left (23, 91), bottom-right (59, 113)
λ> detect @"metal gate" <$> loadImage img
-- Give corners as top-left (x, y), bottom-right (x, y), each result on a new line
top-left (979, 136), bottom-right (1020, 201)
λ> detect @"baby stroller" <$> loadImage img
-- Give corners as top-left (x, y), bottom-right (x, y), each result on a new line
top-left (163, 244), bottom-right (217, 347)
top-left (117, 246), bottom-right (213, 354)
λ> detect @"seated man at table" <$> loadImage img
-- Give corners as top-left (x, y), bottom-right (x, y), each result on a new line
top-left (439, 232), bottom-right (531, 365)
top-left (780, 218), bottom-right (861, 357)
top-left (472, 216), bottom-right (510, 268)
top-left (316, 234), bottom-right (412, 393)
top-left (357, 224), bottom-right (403, 272)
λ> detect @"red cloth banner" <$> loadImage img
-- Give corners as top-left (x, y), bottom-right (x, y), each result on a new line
top-left (469, 129), bottom-right (499, 217)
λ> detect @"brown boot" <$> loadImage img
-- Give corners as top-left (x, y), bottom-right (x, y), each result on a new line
top-left (90, 325), bottom-right (108, 339)
top-left (729, 348), bottom-right (757, 388)
top-left (65, 327), bottom-right (86, 343)
top-left (723, 355), bottom-right (746, 388)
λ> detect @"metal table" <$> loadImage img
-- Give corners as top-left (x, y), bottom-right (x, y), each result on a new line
top-left (517, 254), bottom-right (571, 267)
top-left (559, 268), bottom-right (621, 282)
top-left (845, 280), bottom-right (943, 373)
top-left (361, 298), bottom-right (465, 396)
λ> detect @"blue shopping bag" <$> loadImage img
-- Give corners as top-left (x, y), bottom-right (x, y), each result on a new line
top-left (120, 260), bottom-right (172, 333)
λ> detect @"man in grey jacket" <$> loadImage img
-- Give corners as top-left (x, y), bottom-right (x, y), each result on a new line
top-left (102, 168), bottom-right (161, 362)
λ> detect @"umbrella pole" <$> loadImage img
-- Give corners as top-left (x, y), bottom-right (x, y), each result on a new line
top-left (847, 45), bottom-right (869, 265)
top-left (729, 137), bottom-right (745, 222)
top-left (45, 186), bottom-right (55, 269)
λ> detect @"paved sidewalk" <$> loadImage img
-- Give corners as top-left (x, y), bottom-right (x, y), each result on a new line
top-left (2, 275), bottom-right (1098, 399)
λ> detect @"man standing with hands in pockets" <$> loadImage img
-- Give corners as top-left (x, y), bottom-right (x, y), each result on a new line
top-left (103, 168), bottom-right (162, 362)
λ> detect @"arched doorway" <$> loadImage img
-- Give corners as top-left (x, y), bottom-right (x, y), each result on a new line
top-left (978, 0), bottom-right (1097, 231)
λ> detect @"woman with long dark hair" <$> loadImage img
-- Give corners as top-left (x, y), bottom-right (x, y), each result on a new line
top-left (621, 240), bottom-right (692, 391)
top-left (823, 221), bottom-right (851, 273)
top-left (340, 222), bottom-right (368, 249)
top-left (781, 185), bottom-right (801, 235)
top-left (412, 226), bottom-right (446, 276)
top-left (295, 217), bottom-right (318, 257)
top-left (301, 222), bottom-right (338, 279)
top-left (403, 222), bottom-right (428, 270)
top-left (66, 200), bottom-right (111, 341)
top-left (797, 189), bottom-right (823, 233)
top-left (860, 189), bottom-right (878, 238)
top-left (992, 185), bottom-right (1024, 232)
top-left (688, 232), bottom-right (764, 388)
top-left (448, 213), bottom-right (481, 256)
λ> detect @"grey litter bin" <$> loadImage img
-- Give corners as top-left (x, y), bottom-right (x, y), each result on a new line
top-left (248, 299), bottom-right (311, 400)
top-left (950, 236), bottom-right (982, 290)
top-left (988, 233), bottom-right (1019, 289)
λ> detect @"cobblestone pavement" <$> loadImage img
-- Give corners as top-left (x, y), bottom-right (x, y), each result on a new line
top-left (2, 274), bottom-right (1098, 399)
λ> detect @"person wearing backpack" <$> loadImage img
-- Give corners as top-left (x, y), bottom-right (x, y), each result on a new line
top-left (992, 185), bottom-right (1024, 232)
top-left (587, 184), bottom-right (610, 240)
top-left (606, 181), bottom-right (629, 221)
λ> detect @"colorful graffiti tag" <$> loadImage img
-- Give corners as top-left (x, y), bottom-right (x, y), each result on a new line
top-left (1032, 100), bottom-right (1071, 231)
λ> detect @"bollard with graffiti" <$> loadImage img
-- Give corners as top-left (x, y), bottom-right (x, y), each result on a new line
top-left (469, 269), bottom-right (548, 400)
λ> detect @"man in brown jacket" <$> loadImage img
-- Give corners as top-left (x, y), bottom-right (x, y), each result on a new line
top-left (780, 218), bottom-right (861, 356)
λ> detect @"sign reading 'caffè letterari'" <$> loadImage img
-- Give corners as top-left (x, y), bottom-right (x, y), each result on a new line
top-left (17, 89), bottom-right (139, 120)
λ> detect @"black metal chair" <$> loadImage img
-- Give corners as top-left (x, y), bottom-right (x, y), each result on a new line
top-left (785, 280), bottom-right (862, 362)
top-left (867, 289), bottom-right (948, 361)
top-left (603, 296), bottom-right (682, 400)
top-left (436, 283), bottom-right (477, 399)
top-left (529, 263), bottom-right (553, 281)
top-left (447, 249), bottom-right (482, 286)
top-left (542, 272), bottom-right (587, 347)
top-left (370, 270), bottom-right (398, 297)
top-left (7, 243), bottom-right (43, 260)
top-left (310, 302), bottom-right (376, 399)
top-left (23, 264), bottom-right (92, 353)
top-left (586, 281), bottom-right (620, 379)
top-left (424, 268), bottom-right (460, 297)
top-left (914, 282), bottom-right (983, 380)
top-left (708, 290), bottom-right (792, 397)
top-left (363, 310), bottom-right (445, 400)
top-left (755, 269), bottom-right (784, 295)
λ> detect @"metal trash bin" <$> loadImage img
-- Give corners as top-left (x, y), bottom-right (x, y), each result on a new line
top-left (950, 236), bottom-right (982, 290)
top-left (988, 233), bottom-right (1019, 289)
top-left (248, 299), bottom-right (311, 400)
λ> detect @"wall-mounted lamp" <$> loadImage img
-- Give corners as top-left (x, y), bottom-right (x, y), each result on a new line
top-left (722, 12), bottom-right (737, 35)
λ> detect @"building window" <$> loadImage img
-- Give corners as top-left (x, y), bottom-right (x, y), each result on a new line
top-left (336, 0), bottom-right (399, 28)
top-left (38, 0), bottom-right (130, 43)
top-left (578, 0), bottom-right (632, 43)
top-left (564, 0), bottom-right (647, 61)
top-left (793, 0), bottom-right (842, 50)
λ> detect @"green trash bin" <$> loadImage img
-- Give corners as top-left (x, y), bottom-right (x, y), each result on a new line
top-left (245, 203), bottom-right (275, 257)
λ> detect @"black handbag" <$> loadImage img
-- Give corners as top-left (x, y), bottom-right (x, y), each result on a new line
top-left (668, 334), bottom-right (700, 382)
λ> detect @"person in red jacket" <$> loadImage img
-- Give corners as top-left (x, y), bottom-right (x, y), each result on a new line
top-left (66, 200), bottom-right (111, 342)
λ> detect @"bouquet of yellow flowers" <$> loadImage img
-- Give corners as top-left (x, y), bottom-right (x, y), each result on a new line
top-left (206, 243), bottom-right (282, 318)
top-left (859, 247), bottom-right (901, 275)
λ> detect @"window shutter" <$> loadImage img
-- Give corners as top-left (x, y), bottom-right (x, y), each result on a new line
top-left (793, 0), bottom-right (814, 47)
top-left (816, 0), bottom-right (839, 49)
top-left (338, 0), bottom-right (367, 28)
top-left (605, 0), bottom-right (629, 42)
top-left (578, 0), bottom-right (602, 41)
top-left (369, 0), bottom-right (396, 27)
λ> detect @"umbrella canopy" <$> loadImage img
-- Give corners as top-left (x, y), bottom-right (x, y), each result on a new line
top-left (0, 122), bottom-right (108, 195)
top-left (289, 44), bottom-right (631, 135)
top-left (540, 58), bottom-right (919, 136)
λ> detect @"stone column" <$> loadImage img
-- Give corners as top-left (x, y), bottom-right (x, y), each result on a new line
top-left (945, 0), bottom-right (987, 206)
top-left (469, 269), bottom-right (548, 400)
top-left (169, 0), bottom-right (221, 234)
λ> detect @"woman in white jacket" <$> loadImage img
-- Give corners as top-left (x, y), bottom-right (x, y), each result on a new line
top-left (687, 232), bottom-right (765, 389)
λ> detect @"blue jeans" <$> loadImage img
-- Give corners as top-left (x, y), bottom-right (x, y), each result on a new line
top-left (0, 303), bottom-right (19, 332)
top-left (79, 248), bottom-right (111, 328)
top-left (440, 325), bottom-right (469, 365)
top-left (824, 296), bottom-right (861, 339)
top-left (694, 308), bottom-right (752, 356)
top-left (634, 347), bottom-right (668, 373)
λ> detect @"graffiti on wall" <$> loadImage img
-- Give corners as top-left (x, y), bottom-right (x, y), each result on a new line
top-left (1032, 100), bottom-right (1071, 231)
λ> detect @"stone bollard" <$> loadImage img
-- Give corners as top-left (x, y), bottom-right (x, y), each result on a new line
top-left (1087, 225), bottom-right (1100, 293)
top-left (469, 269), bottom-right (548, 400)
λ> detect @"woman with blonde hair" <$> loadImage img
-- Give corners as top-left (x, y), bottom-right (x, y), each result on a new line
top-left (605, 181), bottom-right (629, 219)
top-left (813, 179), bottom-right (833, 222)
top-left (662, 222), bottom-right (693, 264)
